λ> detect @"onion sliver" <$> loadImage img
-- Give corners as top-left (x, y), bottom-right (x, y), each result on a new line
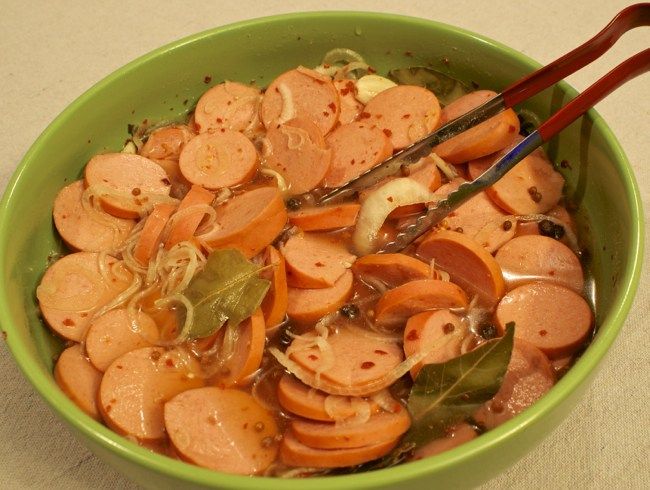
top-left (352, 178), bottom-right (436, 255)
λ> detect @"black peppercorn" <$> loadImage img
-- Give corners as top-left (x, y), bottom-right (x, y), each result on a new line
top-left (339, 303), bottom-right (359, 319)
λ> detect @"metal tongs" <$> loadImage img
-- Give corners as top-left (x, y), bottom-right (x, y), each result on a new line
top-left (317, 3), bottom-right (650, 253)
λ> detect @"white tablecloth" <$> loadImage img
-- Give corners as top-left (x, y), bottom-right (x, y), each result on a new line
top-left (1, 1), bottom-right (647, 488)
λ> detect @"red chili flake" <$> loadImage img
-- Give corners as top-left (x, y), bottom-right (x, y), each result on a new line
top-left (539, 330), bottom-right (548, 337)
top-left (220, 128), bottom-right (226, 132)
top-left (116, 365), bottom-right (123, 370)
top-left (508, 125), bottom-right (516, 133)
top-left (315, 79), bottom-right (326, 85)
top-left (382, 128), bottom-right (392, 137)
top-left (443, 323), bottom-right (455, 334)
top-left (350, 158), bottom-right (356, 165)
top-left (340, 87), bottom-right (351, 96)
top-left (328, 102), bottom-right (336, 112)
top-left (361, 361), bottom-right (375, 369)
top-left (560, 159), bottom-right (572, 169)
top-left (374, 349), bottom-right (388, 356)
top-left (62, 318), bottom-right (75, 326)
top-left (359, 112), bottom-right (371, 119)
top-left (207, 415), bottom-right (217, 426)
top-left (80, 313), bottom-right (88, 318)
top-left (203, 75), bottom-right (212, 84)
top-left (226, 100), bottom-right (232, 105)
top-left (368, 66), bottom-right (377, 74)
top-left (401, 114), bottom-right (412, 120)
top-left (165, 358), bottom-right (175, 368)
top-left (150, 351), bottom-right (162, 362)
top-left (161, 178), bottom-right (171, 186)
top-left (274, 87), bottom-right (280, 93)
top-left (323, 111), bottom-right (330, 117)
top-left (315, 261), bottom-right (325, 267)
top-left (387, 196), bottom-right (394, 202)
top-left (194, 123), bottom-right (202, 131)
top-left (105, 404), bottom-right (112, 413)
top-left (491, 401), bottom-right (504, 413)
top-left (308, 354), bottom-right (319, 361)
top-left (216, 117), bottom-right (223, 123)
top-left (131, 187), bottom-right (141, 196)
top-left (406, 329), bottom-right (419, 341)
top-left (549, 270), bottom-right (556, 276)
top-left (323, 63), bottom-right (331, 69)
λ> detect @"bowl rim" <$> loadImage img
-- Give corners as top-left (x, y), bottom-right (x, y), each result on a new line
top-left (0, 10), bottom-right (644, 489)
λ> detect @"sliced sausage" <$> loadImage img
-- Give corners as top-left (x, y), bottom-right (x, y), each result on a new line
top-left (363, 85), bottom-right (441, 150)
top-left (282, 233), bottom-right (356, 289)
top-left (288, 203), bottom-right (360, 231)
top-left (495, 282), bottom-right (592, 358)
top-left (411, 423), bottom-right (477, 460)
top-left (198, 186), bottom-right (287, 258)
top-left (85, 308), bottom-right (159, 372)
top-left (36, 252), bottom-right (133, 341)
top-left (468, 147), bottom-right (564, 215)
top-left (277, 374), bottom-right (381, 422)
top-left (334, 79), bottom-right (363, 125)
top-left (149, 158), bottom-right (192, 199)
top-left (84, 153), bottom-right (172, 219)
top-left (280, 429), bottom-right (398, 468)
top-left (209, 309), bottom-right (266, 388)
top-left (178, 130), bottom-right (258, 189)
top-left (163, 184), bottom-right (215, 249)
top-left (417, 230), bottom-right (505, 307)
top-left (164, 387), bottom-right (279, 474)
top-left (264, 117), bottom-right (332, 195)
top-left (473, 338), bottom-right (554, 429)
top-left (290, 403), bottom-right (411, 449)
top-left (54, 344), bottom-right (103, 421)
top-left (260, 67), bottom-right (340, 135)
top-left (53, 180), bottom-right (136, 252)
top-left (98, 347), bottom-right (204, 441)
top-left (133, 203), bottom-right (177, 265)
top-left (434, 90), bottom-right (520, 164)
top-left (140, 125), bottom-right (195, 161)
top-left (403, 309), bottom-right (464, 378)
top-left (323, 122), bottom-right (393, 188)
top-left (374, 279), bottom-right (469, 329)
top-left (194, 81), bottom-right (261, 134)
top-left (286, 270), bottom-right (354, 326)
top-left (495, 235), bottom-right (584, 293)
top-left (261, 246), bottom-right (289, 330)
top-left (352, 253), bottom-right (431, 289)
top-left (288, 325), bottom-right (403, 393)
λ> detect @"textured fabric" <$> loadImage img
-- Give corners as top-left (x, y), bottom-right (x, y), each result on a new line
top-left (1, 1), bottom-right (647, 488)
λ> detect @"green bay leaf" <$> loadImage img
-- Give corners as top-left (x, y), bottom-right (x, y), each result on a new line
top-left (404, 323), bottom-right (515, 447)
top-left (183, 249), bottom-right (270, 339)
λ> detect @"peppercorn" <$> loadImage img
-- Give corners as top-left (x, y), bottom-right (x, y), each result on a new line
top-left (286, 197), bottom-right (301, 211)
top-left (339, 303), bottom-right (359, 319)
top-left (502, 220), bottom-right (513, 231)
top-left (479, 323), bottom-right (498, 340)
top-left (538, 219), bottom-right (565, 240)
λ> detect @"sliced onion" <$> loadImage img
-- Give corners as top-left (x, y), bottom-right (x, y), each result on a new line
top-left (355, 74), bottom-right (396, 104)
top-left (279, 124), bottom-right (308, 150)
top-left (331, 397), bottom-right (371, 428)
top-left (277, 83), bottom-right (295, 125)
top-left (352, 177), bottom-right (437, 255)
top-left (260, 168), bottom-right (288, 193)
top-left (430, 152), bottom-right (458, 181)
top-left (322, 48), bottom-right (366, 66)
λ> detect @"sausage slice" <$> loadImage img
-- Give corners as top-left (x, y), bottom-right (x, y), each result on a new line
top-left (54, 344), bottom-right (103, 421)
top-left (194, 81), bottom-right (261, 134)
top-left (286, 270), bottom-right (354, 326)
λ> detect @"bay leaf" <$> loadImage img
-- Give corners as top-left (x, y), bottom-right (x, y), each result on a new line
top-left (182, 249), bottom-right (271, 339)
top-left (404, 323), bottom-right (514, 446)
top-left (388, 66), bottom-right (470, 105)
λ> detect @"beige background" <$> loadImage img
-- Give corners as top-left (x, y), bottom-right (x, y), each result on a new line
top-left (1, 0), bottom-right (648, 488)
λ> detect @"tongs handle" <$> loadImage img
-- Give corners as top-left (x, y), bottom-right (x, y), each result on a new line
top-left (380, 48), bottom-right (650, 254)
top-left (318, 3), bottom-right (650, 205)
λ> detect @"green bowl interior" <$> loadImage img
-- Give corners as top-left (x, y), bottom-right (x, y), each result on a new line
top-left (0, 11), bottom-right (643, 490)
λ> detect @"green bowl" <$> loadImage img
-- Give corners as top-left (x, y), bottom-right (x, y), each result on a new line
top-left (0, 11), bottom-right (643, 490)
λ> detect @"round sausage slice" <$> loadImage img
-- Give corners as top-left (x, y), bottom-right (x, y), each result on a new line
top-left (288, 325), bottom-right (403, 393)
top-left (198, 187), bottom-right (287, 258)
top-left (54, 344), bottom-right (103, 421)
top-left (374, 279), bottom-right (469, 329)
top-left (85, 308), bottom-right (159, 372)
top-left (282, 233), bottom-right (356, 289)
top-left (468, 147), bottom-right (564, 215)
top-left (334, 79), bottom-right (363, 125)
top-left (323, 122), bottom-right (393, 188)
top-left (260, 245), bottom-right (289, 330)
top-left (290, 403), bottom-right (411, 449)
top-left (179, 130), bottom-right (258, 189)
top-left (403, 309), bottom-right (465, 378)
top-left (163, 184), bottom-right (215, 249)
top-left (473, 339), bottom-right (554, 429)
top-left (495, 282), bottom-right (592, 358)
top-left (288, 203), bottom-right (360, 232)
top-left (417, 230), bottom-right (505, 307)
top-left (352, 253), bottom-right (431, 289)
top-left (164, 387), bottom-right (279, 475)
top-left (261, 67), bottom-right (340, 135)
top-left (53, 180), bottom-right (136, 252)
top-left (286, 270), bottom-right (354, 326)
top-left (194, 81), bottom-right (261, 134)
top-left (280, 429), bottom-right (398, 468)
top-left (36, 252), bottom-right (133, 341)
top-left (495, 235), bottom-right (584, 293)
top-left (363, 85), bottom-right (441, 150)
top-left (140, 125), bottom-right (195, 161)
top-left (84, 153), bottom-right (172, 218)
top-left (98, 347), bottom-right (204, 441)
top-left (264, 117), bottom-right (332, 195)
